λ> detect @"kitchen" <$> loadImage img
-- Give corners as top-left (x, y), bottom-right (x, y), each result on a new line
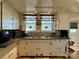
top-left (0, 0), bottom-right (79, 59)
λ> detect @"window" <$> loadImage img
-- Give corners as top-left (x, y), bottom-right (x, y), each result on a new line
top-left (25, 15), bottom-right (55, 32)
top-left (70, 22), bottom-right (78, 33)
top-left (41, 16), bottom-right (52, 31)
top-left (25, 16), bottom-right (36, 32)
top-left (2, 19), bottom-right (15, 29)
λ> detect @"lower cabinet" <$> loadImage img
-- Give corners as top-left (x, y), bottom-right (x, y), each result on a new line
top-left (18, 39), bottom-right (69, 57)
top-left (1, 47), bottom-right (17, 59)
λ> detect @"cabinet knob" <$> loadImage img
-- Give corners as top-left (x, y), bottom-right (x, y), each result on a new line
top-left (25, 52), bottom-right (28, 55)
top-left (49, 42), bottom-right (53, 45)
top-left (24, 47), bottom-right (26, 49)
top-left (49, 52), bottom-right (52, 55)
top-left (40, 54), bottom-right (43, 56)
top-left (36, 48), bottom-right (38, 49)
top-left (36, 54), bottom-right (38, 56)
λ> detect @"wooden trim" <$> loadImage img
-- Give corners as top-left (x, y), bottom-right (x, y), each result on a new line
top-left (18, 56), bottom-right (66, 58)
top-left (1, 1), bottom-right (2, 29)
top-left (23, 14), bottom-right (55, 16)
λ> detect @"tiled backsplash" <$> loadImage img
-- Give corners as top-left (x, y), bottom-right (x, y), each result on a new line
top-left (26, 32), bottom-right (56, 37)
top-left (26, 30), bottom-right (69, 38)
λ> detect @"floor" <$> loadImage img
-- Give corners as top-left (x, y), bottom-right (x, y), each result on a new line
top-left (18, 40), bottom-right (79, 59)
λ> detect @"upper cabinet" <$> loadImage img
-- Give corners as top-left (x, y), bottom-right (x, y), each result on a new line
top-left (2, 1), bottom-right (19, 30)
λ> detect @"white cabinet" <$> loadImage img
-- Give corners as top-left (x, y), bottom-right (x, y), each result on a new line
top-left (48, 40), bottom-right (68, 56)
top-left (1, 47), bottom-right (17, 59)
top-left (18, 39), bottom-right (69, 57)
top-left (18, 40), bottom-right (39, 56)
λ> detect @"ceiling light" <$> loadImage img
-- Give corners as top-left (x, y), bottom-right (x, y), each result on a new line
top-left (77, 0), bottom-right (79, 2)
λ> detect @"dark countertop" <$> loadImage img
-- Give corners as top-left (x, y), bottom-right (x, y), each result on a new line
top-left (0, 37), bottom-right (70, 48)
top-left (21, 37), bottom-right (70, 40)
top-left (0, 38), bottom-right (19, 48)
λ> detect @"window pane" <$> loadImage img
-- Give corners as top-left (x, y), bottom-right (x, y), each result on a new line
top-left (42, 23), bottom-right (52, 31)
top-left (26, 24), bottom-right (36, 31)
top-left (25, 16), bottom-right (36, 32)
top-left (41, 16), bottom-right (51, 20)
top-left (41, 16), bottom-right (52, 31)
top-left (42, 21), bottom-right (52, 24)
top-left (26, 20), bottom-right (36, 24)
top-left (70, 23), bottom-right (78, 29)
top-left (70, 22), bottom-right (78, 33)
top-left (70, 29), bottom-right (77, 33)
top-left (3, 19), bottom-right (14, 29)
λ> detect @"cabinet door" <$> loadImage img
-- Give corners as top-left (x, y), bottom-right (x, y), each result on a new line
top-left (49, 40), bottom-right (68, 56)
top-left (18, 40), bottom-right (39, 56)
top-left (38, 40), bottom-right (50, 56)
top-left (18, 40), bottom-right (28, 56)
top-left (24, 40), bottom-right (40, 56)
top-left (48, 40), bottom-right (57, 56)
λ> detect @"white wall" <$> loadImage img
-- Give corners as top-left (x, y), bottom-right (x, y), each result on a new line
top-left (57, 11), bottom-right (70, 30)
top-left (58, 12), bottom-right (79, 43)
top-left (54, 11), bottom-right (79, 44)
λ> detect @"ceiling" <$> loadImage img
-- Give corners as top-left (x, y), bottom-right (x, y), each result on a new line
top-left (5, 0), bottom-right (79, 14)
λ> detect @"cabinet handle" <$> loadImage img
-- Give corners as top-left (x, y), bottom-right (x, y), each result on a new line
top-left (24, 47), bottom-right (26, 49)
top-left (25, 52), bottom-right (28, 55)
top-left (39, 48), bottom-right (40, 50)
top-left (36, 48), bottom-right (40, 50)
top-left (26, 42), bottom-right (27, 45)
top-left (65, 46), bottom-right (67, 53)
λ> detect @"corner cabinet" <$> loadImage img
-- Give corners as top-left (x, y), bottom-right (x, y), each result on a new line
top-left (18, 39), bottom-right (69, 57)
top-left (1, 40), bottom-right (18, 59)
top-left (1, 47), bottom-right (17, 59)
